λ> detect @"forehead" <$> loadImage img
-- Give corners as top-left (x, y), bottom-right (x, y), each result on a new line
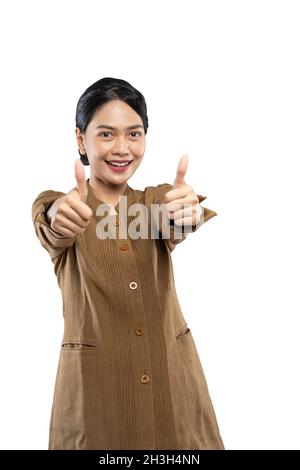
top-left (91, 100), bottom-right (143, 126)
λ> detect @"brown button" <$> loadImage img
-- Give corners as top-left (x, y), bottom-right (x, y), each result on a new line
top-left (135, 327), bottom-right (144, 336)
top-left (113, 219), bottom-right (119, 226)
top-left (141, 374), bottom-right (150, 384)
top-left (119, 243), bottom-right (129, 251)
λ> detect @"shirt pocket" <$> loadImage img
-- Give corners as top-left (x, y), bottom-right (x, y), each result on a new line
top-left (61, 339), bottom-right (97, 350)
top-left (175, 323), bottom-right (192, 341)
top-left (175, 323), bottom-right (224, 449)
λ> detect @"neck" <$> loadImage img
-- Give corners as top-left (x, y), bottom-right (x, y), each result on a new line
top-left (88, 175), bottom-right (128, 205)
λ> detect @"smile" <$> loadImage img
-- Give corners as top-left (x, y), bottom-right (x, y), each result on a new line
top-left (105, 160), bottom-right (133, 172)
top-left (106, 160), bottom-right (132, 167)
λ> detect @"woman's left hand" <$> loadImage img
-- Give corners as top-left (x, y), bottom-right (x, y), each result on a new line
top-left (162, 155), bottom-right (203, 227)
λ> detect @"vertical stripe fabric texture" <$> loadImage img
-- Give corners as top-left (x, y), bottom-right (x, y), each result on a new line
top-left (31, 178), bottom-right (224, 450)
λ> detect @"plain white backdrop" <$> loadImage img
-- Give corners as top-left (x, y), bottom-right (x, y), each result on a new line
top-left (0, 0), bottom-right (299, 450)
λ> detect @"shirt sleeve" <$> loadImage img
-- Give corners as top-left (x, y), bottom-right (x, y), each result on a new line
top-left (32, 189), bottom-right (77, 268)
top-left (152, 183), bottom-right (218, 253)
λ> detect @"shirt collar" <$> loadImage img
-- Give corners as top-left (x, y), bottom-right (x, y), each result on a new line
top-left (86, 178), bottom-right (133, 216)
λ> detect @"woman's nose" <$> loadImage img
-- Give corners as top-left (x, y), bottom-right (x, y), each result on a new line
top-left (112, 137), bottom-right (129, 154)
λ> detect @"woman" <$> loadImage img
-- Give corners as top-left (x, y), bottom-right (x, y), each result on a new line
top-left (32, 77), bottom-right (224, 450)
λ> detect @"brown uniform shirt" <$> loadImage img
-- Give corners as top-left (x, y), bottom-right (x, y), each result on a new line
top-left (31, 178), bottom-right (224, 450)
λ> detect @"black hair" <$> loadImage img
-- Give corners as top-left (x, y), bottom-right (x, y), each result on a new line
top-left (75, 77), bottom-right (149, 166)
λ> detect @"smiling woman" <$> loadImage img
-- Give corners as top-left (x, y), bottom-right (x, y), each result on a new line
top-left (75, 77), bottom-right (148, 206)
top-left (31, 76), bottom-right (223, 450)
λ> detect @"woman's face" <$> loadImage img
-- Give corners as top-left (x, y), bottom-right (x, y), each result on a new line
top-left (76, 99), bottom-right (146, 187)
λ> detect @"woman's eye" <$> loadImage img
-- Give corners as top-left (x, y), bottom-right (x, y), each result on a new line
top-left (98, 131), bottom-right (112, 138)
top-left (130, 132), bottom-right (142, 138)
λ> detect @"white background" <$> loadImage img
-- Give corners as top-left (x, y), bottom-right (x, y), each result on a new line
top-left (0, 0), bottom-right (299, 450)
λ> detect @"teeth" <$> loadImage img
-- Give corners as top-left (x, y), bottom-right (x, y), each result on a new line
top-left (108, 161), bottom-right (131, 167)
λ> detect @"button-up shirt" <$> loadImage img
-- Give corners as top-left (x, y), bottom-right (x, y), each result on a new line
top-left (31, 178), bottom-right (224, 450)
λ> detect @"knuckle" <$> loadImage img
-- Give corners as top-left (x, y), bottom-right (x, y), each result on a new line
top-left (60, 203), bottom-right (69, 212)
top-left (64, 195), bottom-right (72, 204)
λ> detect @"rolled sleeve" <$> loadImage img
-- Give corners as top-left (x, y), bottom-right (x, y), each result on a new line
top-left (32, 190), bottom-right (77, 265)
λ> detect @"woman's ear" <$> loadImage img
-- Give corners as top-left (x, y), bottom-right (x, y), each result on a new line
top-left (75, 127), bottom-right (86, 155)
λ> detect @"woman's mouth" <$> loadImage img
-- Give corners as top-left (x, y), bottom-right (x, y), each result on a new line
top-left (105, 160), bottom-right (133, 172)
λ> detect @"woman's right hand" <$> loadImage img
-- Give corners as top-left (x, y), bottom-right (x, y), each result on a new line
top-left (46, 159), bottom-right (93, 238)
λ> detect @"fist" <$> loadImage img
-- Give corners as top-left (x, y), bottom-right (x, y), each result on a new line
top-left (46, 159), bottom-right (93, 237)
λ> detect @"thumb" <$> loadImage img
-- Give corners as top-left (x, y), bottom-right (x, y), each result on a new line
top-left (173, 154), bottom-right (189, 188)
top-left (75, 158), bottom-right (88, 202)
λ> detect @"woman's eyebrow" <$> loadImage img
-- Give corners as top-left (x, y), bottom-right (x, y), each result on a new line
top-left (95, 124), bottom-right (144, 130)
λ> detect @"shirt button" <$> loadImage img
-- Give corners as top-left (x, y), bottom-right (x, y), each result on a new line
top-left (141, 374), bottom-right (150, 384)
top-left (113, 219), bottom-right (119, 226)
top-left (119, 243), bottom-right (129, 251)
top-left (135, 327), bottom-right (144, 336)
top-left (129, 281), bottom-right (137, 290)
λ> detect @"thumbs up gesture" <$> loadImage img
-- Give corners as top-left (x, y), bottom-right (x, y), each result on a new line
top-left (46, 159), bottom-right (93, 237)
top-left (162, 155), bottom-right (203, 227)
